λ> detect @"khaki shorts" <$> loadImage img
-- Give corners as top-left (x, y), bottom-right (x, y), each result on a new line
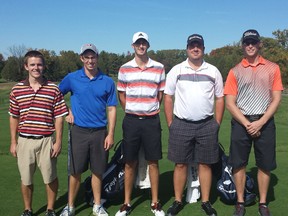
top-left (17, 136), bottom-right (57, 185)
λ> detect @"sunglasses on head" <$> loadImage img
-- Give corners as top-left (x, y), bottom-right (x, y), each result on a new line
top-left (244, 40), bottom-right (258, 46)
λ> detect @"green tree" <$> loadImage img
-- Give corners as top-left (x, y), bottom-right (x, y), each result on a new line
top-left (7, 45), bottom-right (27, 80)
top-left (272, 29), bottom-right (288, 49)
top-left (58, 50), bottom-right (81, 79)
top-left (1, 57), bottom-right (21, 81)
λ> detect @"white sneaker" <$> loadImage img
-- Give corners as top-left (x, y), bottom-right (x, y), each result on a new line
top-left (115, 204), bottom-right (132, 216)
top-left (151, 202), bottom-right (165, 216)
top-left (93, 204), bottom-right (108, 216)
top-left (60, 205), bottom-right (75, 216)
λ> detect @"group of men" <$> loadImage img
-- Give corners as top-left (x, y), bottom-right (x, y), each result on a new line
top-left (9, 29), bottom-right (283, 216)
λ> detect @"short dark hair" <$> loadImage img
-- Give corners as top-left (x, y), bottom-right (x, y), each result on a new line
top-left (24, 50), bottom-right (45, 65)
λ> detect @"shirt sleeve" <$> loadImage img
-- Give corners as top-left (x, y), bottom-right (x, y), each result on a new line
top-left (117, 67), bottom-right (126, 92)
top-left (272, 65), bottom-right (284, 91)
top-left (58, 74), bottom-right (71, 95)
top-left (224, 69), bottom-right (238, 96)
top-left (164, 66), bottom-right (178, 95)
top-left (214, 68), bottom-right (224, 98)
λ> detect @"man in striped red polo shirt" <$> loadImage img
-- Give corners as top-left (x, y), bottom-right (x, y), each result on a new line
top-left (224, 29), bottom-right (283, 216)
top-left (9, 50), bottom-right (68, 216)
top-left (116, 32), bottom-right (165, 216)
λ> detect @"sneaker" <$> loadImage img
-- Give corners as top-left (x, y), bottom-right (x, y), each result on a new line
top-left (151, 202), bottom-right (165, 216)
top-left (45, 209), bottom-right (56, 216)
top-left (93, 204), bottom-right (108, 216)
top-left (233, 203), bottom-right (246, 216)
top-left (258, 205), bottom-right (271, 216)
top-left (201, 201), bottom-right (217, 216)
top-left (115, 204), bottom-right (132, 216)
top-left (167, 201), bottom-right (183, 216)
top-left (60, 205), bottom-right (75, 216)
top-left (21, 210), bottom-right (33, 216)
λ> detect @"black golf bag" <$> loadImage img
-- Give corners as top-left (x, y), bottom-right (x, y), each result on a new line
top-left (84, 140), bottom-right (125, 206)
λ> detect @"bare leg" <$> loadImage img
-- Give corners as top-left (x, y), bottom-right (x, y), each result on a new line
top-left (258, 168), bottom-right (270, 204)
top-left (21, 183), bottom-right (33, 211)
top-left (148, 160), bottom-right (160, 203)
top-left (173, 163), bottom-right (188, 202)
top-left (68, 174), bottom-right (81, 207)
top-left (46, 178), bottom-right (58, 210)
top-left (91, 173), bottom-right (102, 205)
top-left (124, 161), bottom-right (137, 204)
top-left (233, 167), bottom-right (246, 203)
top-left (198, 163), bottom-right (212, 202)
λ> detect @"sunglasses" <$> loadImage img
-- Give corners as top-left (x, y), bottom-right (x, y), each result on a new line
top-left (244, 40), bottom-right (258, 46)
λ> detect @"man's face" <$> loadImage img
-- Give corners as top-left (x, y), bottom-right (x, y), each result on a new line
top-left (186, 42), bottom-right (205, 61)
top-left (80, 50), bottom-right (98, 70)
top-left (242, 39), bottom-right (261, 58)
top-left (24, 57), bottom-right (44, 79)
top-left (132, 39), bottom-right (149, 56)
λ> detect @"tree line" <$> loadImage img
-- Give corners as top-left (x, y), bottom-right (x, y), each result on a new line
top-left (1, 29), bottom-right (287, 85)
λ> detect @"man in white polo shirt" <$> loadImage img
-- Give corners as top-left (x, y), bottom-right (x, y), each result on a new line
top-left (164, 34), bottom-right (224, 216)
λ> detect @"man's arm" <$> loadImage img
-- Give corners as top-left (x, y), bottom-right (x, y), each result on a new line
top-left (164, 94), bottom-right (174, 127)
top-left (9, 116), bottom-right (19, 157)
top-left (118, 91), bottom-right (126, 111)
top-left (157, 91), bottom-right (164, 106)
top-left (51, 116), bottom-right (64, 157)
top-left (214, 96), bottom-right (225, 125)
top-left (225, 95), bottom-right (250, 127)
top-left (104, 106), bottom-right (117, 151)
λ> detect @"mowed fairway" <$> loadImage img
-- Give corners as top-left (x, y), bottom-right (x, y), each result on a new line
top-left (0, 82), bottom-right (287, 215)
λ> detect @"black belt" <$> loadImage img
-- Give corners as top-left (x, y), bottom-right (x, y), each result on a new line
top-left (126, 113), bottom-right (158, 120)
top-left (19, 134), bottom-right (52, 139)
top-left (175, 115), bottom-right (213, 124)
top-left (245, 114), bottom-right (263, 121)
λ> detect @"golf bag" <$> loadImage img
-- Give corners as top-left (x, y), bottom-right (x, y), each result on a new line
top-left (215, 143), bottom-right (256, 205)
top-left (84, 140), bottom-right (125, 206)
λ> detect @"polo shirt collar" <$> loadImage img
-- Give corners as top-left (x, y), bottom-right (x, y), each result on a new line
top-left (184, 58), bottom-right (208, 71)
top-left (80, 67), bottom-right (104, 80)
top-left (23, 76), bottom-right (48, 86)
top-left (131, 58), bottom-right (154, 68)
top-left (242, 55), bottom-right (266, 67)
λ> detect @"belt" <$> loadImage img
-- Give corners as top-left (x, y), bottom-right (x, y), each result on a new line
top-left (74, 124), bottom-right (106, 131)
top-left (245, 114), bottom-right (263, 121)
top-left (175, 115), bottom-right (213, 124)
top-left (19, 134), bottom-right (52, 139)
top-left (126, 113), bottom-right (159, 120)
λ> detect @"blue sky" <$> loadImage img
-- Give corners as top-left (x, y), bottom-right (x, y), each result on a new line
top-left (0, 0), bottom-right (287, 58)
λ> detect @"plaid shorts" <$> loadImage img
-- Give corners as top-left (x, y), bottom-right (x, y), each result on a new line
top-left (168, 116), bottom-right (219, 164)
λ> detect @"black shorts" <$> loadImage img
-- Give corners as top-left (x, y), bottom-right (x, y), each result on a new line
top-left (70, 125), bottom-right (108, 175)
top-left (168, 116), bottom-right (220, 164)
top-left (228, 117), bottom-right (276, 171)
top-left (122, 114), bottom-right (162, 162)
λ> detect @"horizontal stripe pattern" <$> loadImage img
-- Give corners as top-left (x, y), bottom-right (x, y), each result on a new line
top-left (117, 58), bottom-right (165, 116)
top-left (9, 81), bottom-right (68, 136)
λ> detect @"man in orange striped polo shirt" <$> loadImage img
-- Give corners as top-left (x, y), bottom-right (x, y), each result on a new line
top-left (9, 50), bottom-right (68, 216)
top-left (224, 29), bottom-right (283, 216)
top-left (116, 32), bottom-right (165, 216)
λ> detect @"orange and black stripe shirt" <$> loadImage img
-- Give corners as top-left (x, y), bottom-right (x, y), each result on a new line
top-left (224, 56), bottom-right (283, 115)
top-left (9, 78), bottom-right (68, 136)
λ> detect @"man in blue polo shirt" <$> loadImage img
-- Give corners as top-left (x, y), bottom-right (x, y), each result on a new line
top-left (59, 44), bottom-right (117, 216)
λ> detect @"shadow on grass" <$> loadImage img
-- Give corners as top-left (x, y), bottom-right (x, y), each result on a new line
top-left (34, 181), bottom-right (91, 216)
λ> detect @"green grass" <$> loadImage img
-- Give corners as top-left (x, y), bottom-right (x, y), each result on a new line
top-left (0, 83), bottom-right (287, 215)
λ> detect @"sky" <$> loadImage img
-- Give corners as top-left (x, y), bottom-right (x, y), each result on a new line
top-left (0, 0), bottom-right (287, 58)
